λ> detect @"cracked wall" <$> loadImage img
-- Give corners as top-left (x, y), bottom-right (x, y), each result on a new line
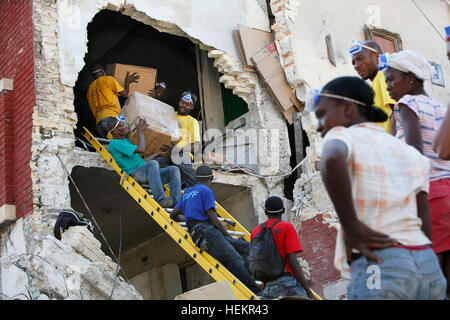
top-left (270, 0), bottom-right (450, 299)
top-left (1, 0), bottom-right (294, 299)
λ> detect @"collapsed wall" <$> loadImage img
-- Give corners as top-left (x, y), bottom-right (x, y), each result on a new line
top-left (2, 0), bottom-right (292, 299)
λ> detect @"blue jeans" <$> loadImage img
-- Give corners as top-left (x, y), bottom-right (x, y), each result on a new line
top-left (190, 221), bottom-right (261, 294)
top-left (131, 160), bottom-right (181, 205)
top-left (347, 247), bottom-right (447, 300)
top-left (260, 274), bottom-right (308, 300)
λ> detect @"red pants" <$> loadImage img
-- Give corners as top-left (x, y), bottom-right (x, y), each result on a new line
top-left (429, 178), bottom-right (450, 254)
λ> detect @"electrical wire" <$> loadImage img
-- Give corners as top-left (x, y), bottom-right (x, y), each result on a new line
top-left (55, 153), bottom-right (130, 285)
top-left (224, 156), bottom-right (308, 179)
top-left (411, 0), bottom-right (445, 41)
top-left (109, 188), bottom-right (124, 299)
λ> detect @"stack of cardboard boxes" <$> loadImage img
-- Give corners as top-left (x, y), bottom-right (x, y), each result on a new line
top-left (107, 63), bottom-right (180, 157)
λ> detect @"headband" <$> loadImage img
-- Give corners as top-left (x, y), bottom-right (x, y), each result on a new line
top-left (349, 40), bottom-right (378, 56)
top-left (91, 67), bottom-right (103, 73)
top-left (264, 207), bottom-right (284, 214)
top-left (109, 115), bottom-right (126, 133)
top-left (182, 93), bottom-right (194, 104)
top-left (305, 87), bottom-right (367, 111)
top-left (196, 174), bottom-right (213, 178)
top-left (319, 92), bottom-right (366, 106)
top-left (159, 82), bottom-right (167, 89)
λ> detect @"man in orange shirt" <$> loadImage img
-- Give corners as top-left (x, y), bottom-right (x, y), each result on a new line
top-left (87, 64), bottom-right (139, 138)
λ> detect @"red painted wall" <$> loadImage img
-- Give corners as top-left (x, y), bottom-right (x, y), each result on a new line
top-left (298, 214), bottom-right (343, 299)
top-left (0, 0), bottom-right (35, 218)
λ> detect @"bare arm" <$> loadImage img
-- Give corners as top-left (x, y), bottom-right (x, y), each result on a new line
top-left (144, 150), bottom-right (170, 162)
top-left (432, 106), bottom-right (450, 160)
top-left (206, 208), bottom-right (229, 237)
top-left (389, 104), bottom-right (396, 136)
top-left (118, 72), bottom-right (139, 98)
top-left (134, 118), bottom-right (147, 154)
top-left (398, 103), bottom-right (423, 154)
top-left (416, 191), bottom-right (431, 240)
top-left (287, 253), bottom-right (314, 299)
top-left (170, 206), bottom-right (185, 222)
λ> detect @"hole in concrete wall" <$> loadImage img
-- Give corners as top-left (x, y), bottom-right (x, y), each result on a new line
top-left (284, 121), bottom-right (310, 201)
top-left (69, 166), bottom-right (257, 299)
top-left (73, 9), bottom-right (248, 149)
top-left (73, 9), bottom-right (200, 142)
top-left (68, 9), bottom-right (257, 299)
top-left (284, 123), bottom-right (297, 201)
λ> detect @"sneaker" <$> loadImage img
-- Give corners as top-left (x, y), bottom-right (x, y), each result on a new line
top-left (159, 197), bottom-right (174, 208)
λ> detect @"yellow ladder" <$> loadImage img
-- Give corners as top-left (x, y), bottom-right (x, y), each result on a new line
top-left (82, 127), bottom-right (258, 300)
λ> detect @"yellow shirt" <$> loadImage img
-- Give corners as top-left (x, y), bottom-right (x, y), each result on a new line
top-left (87, 76), bottom-right (124, 123)
top-left (371, 71), bottom-right (396, 133)
top-left (176, 114), bottom-right (201, 158)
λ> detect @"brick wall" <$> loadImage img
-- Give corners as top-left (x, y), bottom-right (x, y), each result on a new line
top-left (0, 0), bottom-right (35, 218)
top-left (298, 214), bottom-right (342, 298)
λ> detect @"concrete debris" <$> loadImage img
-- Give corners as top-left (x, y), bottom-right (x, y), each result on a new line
top-left (1, 230), bottom-right (142, 300)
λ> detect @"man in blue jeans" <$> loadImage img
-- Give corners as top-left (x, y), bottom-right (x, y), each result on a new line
top-left (251, 196), bottom-right (314, 300)
top-left (170, 165), bottom-right (261, 295)
top-left (107, 116), bottom-right (181, 208)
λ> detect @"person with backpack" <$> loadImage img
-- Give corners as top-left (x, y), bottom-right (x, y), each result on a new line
top-left (170, 165), bottom-right (261, 295)
top-left (249, 196), bottom-right (314, 300)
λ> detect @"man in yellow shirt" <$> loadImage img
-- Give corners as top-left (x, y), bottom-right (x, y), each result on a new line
top-left (350, 40), bottom-right (396, 134)
top-left (87, 64), bottom-right (139, 138)
top-left (156, 91), bottom-right (201, 188)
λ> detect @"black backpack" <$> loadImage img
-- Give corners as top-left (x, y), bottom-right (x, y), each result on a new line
top-left (248, 220), bottom-right (287, 282)
top-left (54, 209), bottom-right (94, 240)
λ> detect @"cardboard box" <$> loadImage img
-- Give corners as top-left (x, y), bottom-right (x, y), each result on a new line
top-left (252, 42), bottom-right (303, 123)
top-left (233, 24), bottom-right (274, 71)
top-left (106, 63), bottom-right (157, 96)
top-left (119, 92), bottom-right (180, 158)
top-left (175, 281), bottom-right (237, 300)
top-left (250, 41), bottom-right (277, 66)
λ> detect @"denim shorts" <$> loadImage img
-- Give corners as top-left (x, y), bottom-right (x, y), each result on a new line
top-left (347, 247), bottom-right (446, 300)
top-left (259, 274), bottom-right (308, 300)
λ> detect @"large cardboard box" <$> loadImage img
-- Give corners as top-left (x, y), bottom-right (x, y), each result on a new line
top-left (251, 42), bottom-right (302, 124)
top-left (233, 24), bottom-right (274, 72)
top-left (119, 92), bottom-right (180, 158)
top-left (106, 63), bottom-right (157, 96)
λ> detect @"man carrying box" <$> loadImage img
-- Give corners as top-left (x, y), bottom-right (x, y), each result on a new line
top-left (87, 64), bottom-right (139, 138)
top-left (107, 116), bottom-right (181, 208)
top-left (156, 91), bottom-right (200, 189)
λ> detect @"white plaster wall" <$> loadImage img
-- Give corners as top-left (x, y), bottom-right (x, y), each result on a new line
top-left (0, 219), bottom-right (29, 299)
top-left (57, 0), bottom-right (270, 86)
top-left (290, 0), bottom-right (450, 104)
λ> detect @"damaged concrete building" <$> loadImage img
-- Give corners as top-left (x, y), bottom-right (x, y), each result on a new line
top-left (0, 0), bottom-right (449, 300)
